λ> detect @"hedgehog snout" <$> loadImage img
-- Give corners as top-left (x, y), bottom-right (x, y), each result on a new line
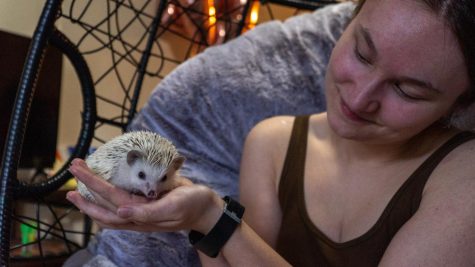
top-left (143, 182), bottom-right (158, 199)
top-left (147, 190), bottom-right (158, 199)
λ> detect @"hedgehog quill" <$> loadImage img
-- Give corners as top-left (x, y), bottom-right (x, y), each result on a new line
top-left (76, 131), bottom-right (184, 202)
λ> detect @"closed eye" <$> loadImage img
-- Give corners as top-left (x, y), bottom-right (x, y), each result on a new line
top-left (393, 82), bottom-right (424, 101)
top-left (354, 46), bottom-right (371, 65)
top-left (354, 26), bottom-right (377, 65)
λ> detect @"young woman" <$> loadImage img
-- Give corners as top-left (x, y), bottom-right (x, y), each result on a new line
top-left (67, 0), bottom-right (475, 266)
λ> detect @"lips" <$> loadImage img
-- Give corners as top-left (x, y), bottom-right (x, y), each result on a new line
top-left (339, 99), bottom-right (371, 123)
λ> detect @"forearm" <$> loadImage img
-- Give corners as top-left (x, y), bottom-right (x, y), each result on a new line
top-left (215, 221), bottom-right (290, 267)
top-left (199, 253), bottom-right (230, 267)
top-left (189, 188), bottom-right (288, 266)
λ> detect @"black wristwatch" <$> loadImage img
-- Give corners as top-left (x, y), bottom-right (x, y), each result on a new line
top-left (189, 196), bottom-right (245, 258)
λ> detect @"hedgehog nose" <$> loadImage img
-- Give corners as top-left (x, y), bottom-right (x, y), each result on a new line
top-left (147, 190), bottom-right (157, 199)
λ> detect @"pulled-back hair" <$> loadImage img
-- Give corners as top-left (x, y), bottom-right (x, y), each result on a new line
top-left (352, 0), bottom-right (475, 130)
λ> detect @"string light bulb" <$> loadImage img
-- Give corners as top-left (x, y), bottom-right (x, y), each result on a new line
top-left (207, 0), bottom-right (217, 44)
top-left (248, 1), bottom-right (260, 29)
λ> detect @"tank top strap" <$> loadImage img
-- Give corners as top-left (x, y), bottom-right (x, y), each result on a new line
top-left (380, 131), bottom-right (475, 221)
top-left (411, 131), bottom-right (475, 179)
top-left (278, 115), bottom-right (310, 208)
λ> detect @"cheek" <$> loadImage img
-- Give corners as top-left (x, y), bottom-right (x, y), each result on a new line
top-left (328, 50), bottom-right (347, 85)
top-left (328, 35), bottom-right (359, 83)
top-left (380, 101), bottom-right (444, 131)
top-left (325, 46), bottom-right (356, 109)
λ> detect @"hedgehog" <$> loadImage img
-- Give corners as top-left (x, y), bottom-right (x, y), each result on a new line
top-left (76, 131), bottom-right (184, 202)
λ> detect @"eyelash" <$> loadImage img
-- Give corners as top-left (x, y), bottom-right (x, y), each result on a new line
top-left (393, 82), bottom-right (422, 101)
top-left (354, 46), bottom-right (370, 64)
top-left (354, 44), bottom-right (425, 102)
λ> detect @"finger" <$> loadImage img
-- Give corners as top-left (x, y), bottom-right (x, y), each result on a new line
top-left (67, 191), bottom-right (161, 232)
top-left (116, 204), bottom-right (182, 232)
top-left (95, 221), bottom-right (164, 232)
top-left (116, 198), bottom-right (177, 222)
top-left (116, 190), bottom-right (188, 226)
top-left (69, 159), bottom-right (115, 194)
top-left (89, 189), bottom-right (118, 211)
top-left (176, 177), bottom-right (194, 186)
top-left (116, 203), bottom-right (156, 222)
top-left (69, 159), bottom-right (148, 206)
top-left (66, 191), bottom-right (130, 225)
top-left (116, 183), bottom-right (203, 222)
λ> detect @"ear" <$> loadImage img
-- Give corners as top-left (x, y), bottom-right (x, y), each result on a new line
top-left (445, 91), bottom-right (475, 130)
top-left (127, 150), bottom-right (145, 166)
top-left (448, 102), bottom-right (475, 130)
top-left (172, 156), bottom-right (185, 170)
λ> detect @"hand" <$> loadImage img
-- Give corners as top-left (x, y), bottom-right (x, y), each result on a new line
top-left (115, 183), bottom-right (224, 233)
top-left (67, 158), bottom-right (223, 233)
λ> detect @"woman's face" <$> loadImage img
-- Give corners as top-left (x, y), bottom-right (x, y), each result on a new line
top-left (325, 0), bottom-right (469, 145)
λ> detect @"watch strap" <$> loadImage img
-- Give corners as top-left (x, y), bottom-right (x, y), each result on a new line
top-left (189, 196), bottom-right (245, 257)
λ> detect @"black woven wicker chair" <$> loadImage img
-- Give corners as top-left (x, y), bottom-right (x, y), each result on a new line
top-left (0, 0), bottom-right (338, 266)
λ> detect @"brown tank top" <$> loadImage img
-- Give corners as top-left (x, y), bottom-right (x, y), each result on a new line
top-left (275, 115), bottom-right (475, 267)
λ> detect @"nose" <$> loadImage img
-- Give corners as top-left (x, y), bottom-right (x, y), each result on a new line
top-left (147, 190), bottom-right (157, 199)
top-left (347, 75), bottom-right (381, 114)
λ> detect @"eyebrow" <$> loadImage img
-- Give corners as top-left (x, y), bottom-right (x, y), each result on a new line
top-left (357, 25), bottom-right (441, 94)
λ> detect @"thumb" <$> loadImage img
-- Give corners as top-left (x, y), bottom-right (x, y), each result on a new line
top-left (117, 204), bottom-right (155, 223)
top-left (117, 206), bottom-right (136, 218)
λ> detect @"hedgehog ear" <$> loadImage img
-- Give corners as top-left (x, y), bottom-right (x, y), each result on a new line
top-left (127, 150), bottom-right (145, 166)
top-left (172, 156), bottom-right (185, 170)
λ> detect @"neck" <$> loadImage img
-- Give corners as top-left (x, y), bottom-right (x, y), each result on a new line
top-left (331, 136), bottom-right (408, 164)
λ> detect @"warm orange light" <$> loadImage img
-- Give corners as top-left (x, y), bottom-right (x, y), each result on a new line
top-left (250, 3), bottom-right (259, 24)
top-left (208, 1), bottom-right (216, 25)
top-left (209, 6), bottom-right (216, 16)
top-left (209, 7), bottom-right (217, 24)
top-left (208, 0), bottom-right (217, 44)
top-left (248, 1), bottom-right (260, 29)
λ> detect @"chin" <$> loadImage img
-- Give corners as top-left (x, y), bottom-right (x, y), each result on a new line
top-left (327, 111), bottom-right (361, 139)
top-left (333, 127), bottom-right (367, 141)
top-left (327, 112), bottom-right (384, 142)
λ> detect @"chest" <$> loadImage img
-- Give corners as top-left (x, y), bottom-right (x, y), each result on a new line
top-left (302, 150), bottom-right (425, 244)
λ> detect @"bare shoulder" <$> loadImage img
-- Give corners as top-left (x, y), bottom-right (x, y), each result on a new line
top-left (426, 134), bottom-right (475, 194)
top-left (244, 116), bottom-right (296, 162)
top-left (380, 135), bottom-right (475, 266)
top-left (246, 116), bottom-right (296, 143)
top-left (421, 134), bottom-right (475, 222)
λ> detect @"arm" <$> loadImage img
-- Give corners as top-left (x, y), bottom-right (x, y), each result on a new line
top-left (379, 141), bottom-right (475, 267)
top-left (239, 116), bottom-right (295, 246)
top-left (67, 155), bottom-right (292, 266)
top-left (193, 115), bottom-right (295, 266)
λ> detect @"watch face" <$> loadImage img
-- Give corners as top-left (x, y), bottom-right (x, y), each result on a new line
top-left (224, 196), bottom-right (245, 221)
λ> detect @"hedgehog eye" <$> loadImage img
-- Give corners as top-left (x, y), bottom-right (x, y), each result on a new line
top-left (161, 175), bottom-right (167, 182)
top-left (138, 171), bottom-right (146, 180)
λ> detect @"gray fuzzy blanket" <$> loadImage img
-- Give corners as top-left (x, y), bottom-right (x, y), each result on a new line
top-left (66, 2), bottom-right (354, 266)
